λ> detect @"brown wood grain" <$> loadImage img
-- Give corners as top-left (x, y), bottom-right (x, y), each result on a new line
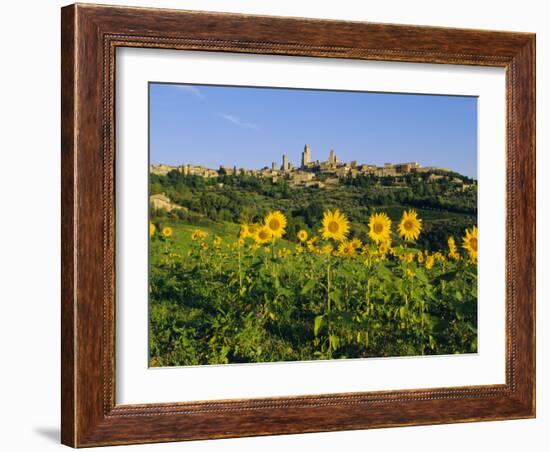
top-left (61, 5), bottom-right (76, 447)
top-left (61, 3), bottom-right (536, 447)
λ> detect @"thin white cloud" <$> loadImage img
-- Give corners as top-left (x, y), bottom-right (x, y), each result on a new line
top-left (174, 85), bottom-right (204, 99)
top-left (217, 113), bottom-right (258, 130)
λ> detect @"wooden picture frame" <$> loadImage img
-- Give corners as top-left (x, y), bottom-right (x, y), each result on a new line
top-left (61, 3), bottom-right (535, 447)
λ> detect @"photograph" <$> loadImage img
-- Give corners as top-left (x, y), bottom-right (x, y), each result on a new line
top-left (147, 83), bottom-right (479, 367)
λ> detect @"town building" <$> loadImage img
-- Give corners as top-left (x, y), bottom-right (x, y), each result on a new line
top-left (394, 162), bottom-right (421, 173)
top-left (290, 171), bottom-right (315, 186)
top-left (150, 143), bottom-right (465, 189)
top-left (301, 144), bottom-right (312, 168)
top-left (282, 154), bottom-right (290, 172)
top-left (150, 164), bottom-right (176, 175)
top-left (326, 149), bottom-right (341, 166)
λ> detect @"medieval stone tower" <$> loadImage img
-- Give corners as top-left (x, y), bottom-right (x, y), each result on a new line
top-left (282, 154), bottom-right (290, 171)
top-left (301, 144), bottom-right (312, 168)
top-left (329, 149), bottom-right (336, 164)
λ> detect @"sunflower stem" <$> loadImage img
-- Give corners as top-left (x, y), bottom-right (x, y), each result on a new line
top-left (237, 246), bottom-right (242, 292)
top-left (271, 239), bottom-right (275, 276)
top-left (326, 258), bottom-right (332, 356)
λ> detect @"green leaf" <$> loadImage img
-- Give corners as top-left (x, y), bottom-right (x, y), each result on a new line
top-left (314, 315), bottom-right (324, 336)
top-left (329, 289), bottom-right (342, 306)
top-left (374, 263), bottom-right (394, 281)
top-left (415, 270), bottom-right (428, 283)
top-left (301, 279), bottom-right (316, 295)
top-left (433, 270), bottom-right (458, 283)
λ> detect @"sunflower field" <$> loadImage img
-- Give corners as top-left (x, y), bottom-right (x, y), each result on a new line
top-left (149, 209), bottom-right (478, 367)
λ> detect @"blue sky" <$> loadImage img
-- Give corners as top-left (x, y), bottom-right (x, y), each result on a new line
top-left (149, 83), bottom-right (477, 178)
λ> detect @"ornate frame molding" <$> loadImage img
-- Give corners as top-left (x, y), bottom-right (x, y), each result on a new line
top-left (62, 4), bottom-right (535, 447)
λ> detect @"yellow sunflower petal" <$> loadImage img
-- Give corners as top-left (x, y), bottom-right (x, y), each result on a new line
top-left (297, 229), bottom-right (308, 242)
top-left (320, 209), bottom-right (350, 242)
top-left (265, 211), bottom-right (287, 238)
top-left (338, 241), bottom-right (355, 257)
top-left (462, 226), bottom-right (478, 262)
top-left (254, 225), bottom-right (273, 244)
top-left (368, 212), bottom-right (392, 243)
top-left (398, 210), bottom-right (422, 241)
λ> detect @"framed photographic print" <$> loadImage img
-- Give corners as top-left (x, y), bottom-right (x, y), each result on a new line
top-left (61, 3), bottom-right (536, 447)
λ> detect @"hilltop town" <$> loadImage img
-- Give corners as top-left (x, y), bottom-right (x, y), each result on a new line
top-left (151, 144), bottom-right (473, 190)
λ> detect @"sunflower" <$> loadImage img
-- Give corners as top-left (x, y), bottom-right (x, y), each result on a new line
top-left (425, 255), bottom-right (435, 270)
top-left (338, 241), bottom-right (356, 257)
top-left (264, 211), bottom-right (287, 238)
top-left (191, 229), bottom-right (207, 241)
top-left (361, 244), bottom-right (372, 256)
top-left (277, 248), bottom-right (291, 259)
top-left (462, 226), bottom-right (478, 262)
top-left (254, 225), bottom-right (273, 244)
top-left (368, 212), bottom-right (392, 243)
top-left (213, 235), bottom-right (222, 248)
top-left (378, 240), bottom-right (390, 255)
top-left (161, 226), bottom-right (173, 238)
top-left (448, 236), bottom-right (460, 260)
top-left (305, 237), bottom-right (318, 252)
top-left (321, 244), bottom-right (334, 255)
top-left (350, 238), bottom-right (362, 249)
top-left (320, 209), bottom-right (350, 242)
top-left (239, 224), bottom-right (253, 239)
top-left (434, 251), bottom-right (446, 262)
top-left (149, 223), bottom-right (156, 237)
top-left (398, 210), bottom-right (422, 241)
top-left (231, 239), bottom-right (244, 251)
top-left (297, 229), bottom-right (308, 242)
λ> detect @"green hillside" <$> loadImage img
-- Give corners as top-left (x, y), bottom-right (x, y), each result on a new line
top-left (150, 170), bottom-right (477, 251)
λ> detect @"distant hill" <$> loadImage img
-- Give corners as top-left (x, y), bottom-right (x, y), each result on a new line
top-left (150, 169), bottom-right (477, 251)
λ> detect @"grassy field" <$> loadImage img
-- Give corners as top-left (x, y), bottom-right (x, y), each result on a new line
top-left (150, 221), bottom-right (239, 261)
top-left (150, 220), bottom-right (298, 264)
top-left (148, 171), bottom-right (478, 366)
top-left (149, 209), bottom-right (478, 367)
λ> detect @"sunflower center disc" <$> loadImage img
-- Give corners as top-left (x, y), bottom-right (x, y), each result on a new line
top-left (328, 221), bottom-right (339, 233)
